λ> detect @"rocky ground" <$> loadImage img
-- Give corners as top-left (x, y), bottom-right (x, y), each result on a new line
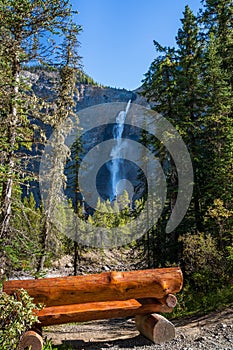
top-left (10, 248), bottom-right (144, 280)
top-left (44, 307), bottom-right (233, 350)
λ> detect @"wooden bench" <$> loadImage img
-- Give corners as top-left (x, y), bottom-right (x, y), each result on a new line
top-left (3, 267), bottom-right (183, 349)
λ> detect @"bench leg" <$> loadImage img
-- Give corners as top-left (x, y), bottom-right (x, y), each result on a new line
top-left (18, 330), bottom-right (43, 350)
top-left (135, 313), bottom-right (175, 344)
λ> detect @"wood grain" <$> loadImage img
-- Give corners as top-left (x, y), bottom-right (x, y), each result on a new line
top-left (3, 268), bottom-right (183, 307)
top-left (18, 330), bottom-right (43, 350)
top-left (36, 298), bottom-right (173, 327)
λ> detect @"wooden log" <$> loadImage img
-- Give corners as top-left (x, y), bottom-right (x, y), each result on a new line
top-left (135, 313), bottom-right (175, 344)
top-left (3, 268), bottom-right (183, 307)
top-left (160, 294), bottom-right (177, 308)
top-left (136, 298), bottom-right (173, 314)
top-left (36, 298), bottom-right (173, 327)
top-left (139, 294), bottom-right (177, 309)
top-left (18, 330), bottom-right (43, 350)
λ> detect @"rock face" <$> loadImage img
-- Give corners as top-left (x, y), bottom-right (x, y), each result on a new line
top-left (75, 84), bottom-right (150, 111)
top-left (73, 85), bottom-right (149, 205)
top-left (24, 69), bottom-right (150, 109)
top-left (24, 69), bottom-right (150, 205)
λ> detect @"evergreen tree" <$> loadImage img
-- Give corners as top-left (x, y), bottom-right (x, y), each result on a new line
top-left (0, 0), bottom-right (82, 276)
top-left (10, 194), bottom-right (43, 274)
top-left (200, 0), bottom-right (233, 266)
top-left (142, 6), bottom-right (204, 263)
top-left (201, 0), bottom-right (233, 86)
top-left (200, 32), bottom-right (233, 254)
top-left (174, 6), bottom-right (204, 233)
top-left (142, 1), bottom-right (233, 282)
top-left (37, 22), bottom-right (82, 272)
top-left (65, 128), bottom-right (85, 275)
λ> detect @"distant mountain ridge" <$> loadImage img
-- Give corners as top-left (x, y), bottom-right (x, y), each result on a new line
top-left (23, 68), bottom-right (150, 111)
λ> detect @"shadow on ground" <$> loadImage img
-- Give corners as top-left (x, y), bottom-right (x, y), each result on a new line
top-left (58, 334), bottom-right (152, 349)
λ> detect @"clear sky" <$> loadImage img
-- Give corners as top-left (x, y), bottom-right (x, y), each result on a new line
top-left (71, 0), bottom-right (203, 90)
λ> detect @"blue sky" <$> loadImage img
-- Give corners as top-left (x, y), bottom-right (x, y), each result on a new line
top-left (71, 0), bottom-right (203, 90)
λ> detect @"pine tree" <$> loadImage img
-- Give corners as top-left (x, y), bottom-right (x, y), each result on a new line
top-left (174, 6), bottom-right (205, 233)
top-left (37, 22), bottom-right (82, 272)
top-left (200, 32), bottom-right (233, 253)
top-left (65, 132), bottom-right (85, 275)
top-left (142, 2), bottom-right (233, 277)
top-left (142, 6), bottom-right (204, 263)
top-left (200, 0), bottom-right (233, 265)
top-left (10, 194), bottom-right (43, 274)
top-left (201, 0), bottom-right (233, 86)
top-left (142, 43), bottom-right (177, 118)
top-left (0, 0), bottom-right (82, 276)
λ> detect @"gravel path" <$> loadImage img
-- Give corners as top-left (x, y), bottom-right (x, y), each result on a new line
top-left (44, 307), bottom-right (233, 350)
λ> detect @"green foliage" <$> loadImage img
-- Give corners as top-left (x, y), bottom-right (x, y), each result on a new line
top-left (141, 1), bottom-right (233, 316)
top-left (0, 289), bottom-right (41, 350)
top-left (0, 0), bottom-right (82, 276)
top-left (9, 195), bottom-right (43, 271)
top-left (37, 20), bottom-right (81, 272)
top-left (142, 0), bottom-right (232, 264)
top-left (168, 283), bottom-right (233, 319)
top-left (180, 232), bottom-right (227, 291)
top-left (76, 70), bottom-right (100, 86)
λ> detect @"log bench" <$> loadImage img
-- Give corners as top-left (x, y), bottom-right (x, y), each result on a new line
top-left (3, 267), bottom-right (183, 349)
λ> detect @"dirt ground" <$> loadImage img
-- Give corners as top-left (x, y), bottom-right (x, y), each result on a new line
top-left (43, 307), bottom-right (233, 350)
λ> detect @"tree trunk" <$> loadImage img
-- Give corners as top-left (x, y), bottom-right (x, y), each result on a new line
top-left (0, 51), bottom-right (20, 278)
top-left (36, 218), bottom-right (51, 273)
top-left (0, 55), bottom-right (19, 240)
top-left (73, 240), bottom-right (80, 276)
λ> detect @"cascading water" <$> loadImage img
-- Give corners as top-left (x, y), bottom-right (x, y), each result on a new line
top-left (109, 100), bottom-right (131, 201)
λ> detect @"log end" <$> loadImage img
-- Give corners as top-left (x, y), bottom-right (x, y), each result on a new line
top-left (18, 330), bottom-right (43, 350)
top-left (135, 313), bottom-right (175, 344)
top-left (165, 294), bottom-right (177, 308)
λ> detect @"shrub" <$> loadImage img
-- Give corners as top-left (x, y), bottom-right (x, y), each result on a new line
top-left (0, 289), bottom-right (41, 349)
top-left (180, 232), bottom-right (226, 291)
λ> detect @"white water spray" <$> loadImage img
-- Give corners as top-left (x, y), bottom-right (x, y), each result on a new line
top-left (109, 100), bottom-right (131, 201)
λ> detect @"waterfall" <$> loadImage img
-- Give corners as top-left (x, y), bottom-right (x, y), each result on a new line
top-left (109, 100), bottom-right (131, 201)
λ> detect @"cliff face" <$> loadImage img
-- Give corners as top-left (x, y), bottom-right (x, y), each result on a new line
top-left (75, 84), bottom-right (150, 111)
top-left (24, 70), bottom-right (149, 205)
top-left (24, 69), bottom-right (149, 110)
top-left (73, 83), bottom-right (149, 204)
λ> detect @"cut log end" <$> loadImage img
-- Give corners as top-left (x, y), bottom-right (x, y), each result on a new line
top-left (18, 330), bottom-right (43, 350)
top-left (135, 313), bottom-right (175, 344)
top-left (165, 294), bottom-right (177, 308)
